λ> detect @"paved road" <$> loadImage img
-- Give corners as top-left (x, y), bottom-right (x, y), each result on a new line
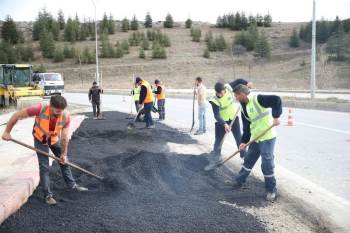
top-left (64, 92), bottom-right (350, 202)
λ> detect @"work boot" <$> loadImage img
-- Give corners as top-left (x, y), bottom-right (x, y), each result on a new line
top-left (232, 181), bottom-right (243, 190)
top-left (266, 192), bottom-right (277, 202)
top-left (45, 195), bottom-right (57, 205)
top-left (70, 184), bottom-right (88, 192)
top-left (194, 130), bottom-right (203, 135)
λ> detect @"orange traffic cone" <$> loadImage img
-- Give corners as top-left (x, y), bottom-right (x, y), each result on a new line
top-left (286, 108), bottom-right (294, 126)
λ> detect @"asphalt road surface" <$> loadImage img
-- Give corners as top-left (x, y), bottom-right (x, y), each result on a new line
top-left (64, 92), bottom-right (350, 202)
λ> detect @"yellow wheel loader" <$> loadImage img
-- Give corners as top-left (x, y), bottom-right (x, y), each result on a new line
top-left (0, 64), bottom-right (44, 109)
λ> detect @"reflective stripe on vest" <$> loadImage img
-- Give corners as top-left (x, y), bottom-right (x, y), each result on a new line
top-left (210, 85), bottom-right (236, 121)
top-left (245, 95), bottom-right (276, 142)
top-left (156, 85), bottom-right (166, 100)
top-left (133, 87), bottom-right (140, 101)
top-left (141, 80), bottom-right (154, 104)
top-left (33, 105), bottom-right (67, 145)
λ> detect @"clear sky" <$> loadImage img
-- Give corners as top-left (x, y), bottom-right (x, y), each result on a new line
top-left (0, 0), bottom-right (349, 23)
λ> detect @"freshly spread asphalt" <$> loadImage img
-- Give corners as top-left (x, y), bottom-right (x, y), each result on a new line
top-left (1, 111), bottom-right (269, 233)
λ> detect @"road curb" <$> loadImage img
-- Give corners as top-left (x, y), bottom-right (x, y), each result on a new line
top-left (0, 115), bottom-right (85, 225)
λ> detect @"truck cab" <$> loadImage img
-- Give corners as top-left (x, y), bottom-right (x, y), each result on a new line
top-left (33, 72), bottom-right (65, 96)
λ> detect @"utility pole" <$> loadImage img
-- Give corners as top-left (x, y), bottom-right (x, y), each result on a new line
top-left (310, 0), bottom-right (316, 99)
top-left (91, 0), bottom-right (100, 85)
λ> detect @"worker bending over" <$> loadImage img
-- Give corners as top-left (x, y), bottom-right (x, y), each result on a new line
top-left (136, 77), bottom-right (155, 129)
top-left (209, 82), bottom-right (246, 166)
top-left (233, 84), bottom-right (282, 202)
top-left (2, 95), bottom-right (88, 205)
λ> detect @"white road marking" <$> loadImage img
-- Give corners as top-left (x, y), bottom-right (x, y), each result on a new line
top-left (295, 122), bottom-right (350, 135)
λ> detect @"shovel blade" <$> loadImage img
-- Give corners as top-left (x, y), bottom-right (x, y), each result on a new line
top-left (127, 122), bottom-right (135, 130)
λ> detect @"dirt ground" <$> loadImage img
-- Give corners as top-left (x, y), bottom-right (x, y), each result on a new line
top-left (26, 23), bottom-right (350, 90)
top-left (0, 111), bottom-right (330, 233)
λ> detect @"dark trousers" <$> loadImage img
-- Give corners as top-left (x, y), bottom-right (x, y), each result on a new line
top-left (213, 117), bottom-right (246, 158)
top-left (157, 99), bottom-right (165, 120)
top-left (134, 101), bottom-right (140, 112)
top-left (236, 138), bottom-right (277, 193)
top-left (92, 101), bottom-right (100, 117)
top-left (34, 138), bottom-right (76, 197)
top-left (143, 102), bottom-right (154, 127)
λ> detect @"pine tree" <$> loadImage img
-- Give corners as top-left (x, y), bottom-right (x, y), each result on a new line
top-left (204, 31), bottom-right (213, 42)
top-left (139, 48), bottom-right (146, 59)
top-left (131, 15), bottom-right (139, 30)
top-left (1, 15), bottom-right (19, 44)
top-left (64, 17), bottom-right (78, 42)
top-left (263, 13), bottom-right (272, 27)
top-left (19, 44), bottom-right (35, 61)
top-left (256, 14), bottom-right (264, 27)
top-left (114, 43), bottom-right (124, 58)
top-left (289, 29), bottom-right (300, 48)
top-left (33, 8), bottom-right (60, 41)
top-left (164, 13), bottom-right (174, 28)
top-left (53, 46), bottom-right (65, 62)
top-left (254, 32), bottom-right (271, 58)
top-left (100, 13), bottom-right (109, 34)
top-left (326, 23), bottom-right (347, 61)
top-left (144, 12), bottom-right (153, 28)
top-left (207, 38), bottom-right (217, 52)
top-left (234, 12), bottom-right (242, 30)
top-left (191, 27), bottom-right (201, 42)
top-left (108, 14), bottom-right (115, 34)
top-left (40, 28), bottom-right (55, 58)
top-left (121, 18), bottom-right (130, 32)
top-left (121, 40), bottom-right (130, 54)
top-left (215, 35), bottom-right (226, 51)
top-left (57, 9), bottom-right (65, 29)
top-left (241, 13), bottom-right (248, 30)
top-left (185, 18), bottom-right (192, 28)
top-left (141, 39), bottom-right (150, 50)
top-left (203, 48), bottom-right (210, 58)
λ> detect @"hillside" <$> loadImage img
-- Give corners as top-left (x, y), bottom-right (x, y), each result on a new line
top-left (4, 22), bottom-right (350, 90)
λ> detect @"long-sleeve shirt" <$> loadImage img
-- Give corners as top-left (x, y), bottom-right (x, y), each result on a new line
top-left (139, 85), bottom-right (148, 104)
top-left (153, 86), bottom-right (162, 95)
top-left (88, 86), bottom-right (103, 102)
top-left (210, 103), bottom-right (227, 126)
top-left (241, 94), bottom-right (282, 143)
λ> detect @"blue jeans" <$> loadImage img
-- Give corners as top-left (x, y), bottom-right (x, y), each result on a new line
top-left (213, 118), bottom-right (246, 158)
top-left (198, 104), bottom-right (206, 132)
top-left (143, 102), bottom-right (154, 127)
top-left (236, 138), bottom-right (277, 193)
top-left (34, 138), bottom-right (76, 197)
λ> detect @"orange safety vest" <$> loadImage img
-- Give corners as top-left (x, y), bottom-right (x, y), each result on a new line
top-left (156, 85), bottom-right (166, 100)
top-left (33, 105), bottom-right (67, 145)
top-left (141, 80), bottom-right (154, 104)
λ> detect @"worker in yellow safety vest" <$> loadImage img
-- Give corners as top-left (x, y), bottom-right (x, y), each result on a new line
top-left (233, 84), bottom-right (282, 202)
top-left (209, 82), bottom-right (246, 166)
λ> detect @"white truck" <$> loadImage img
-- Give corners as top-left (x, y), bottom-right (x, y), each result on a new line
top-left (33, 72), bottom-right (65, 96)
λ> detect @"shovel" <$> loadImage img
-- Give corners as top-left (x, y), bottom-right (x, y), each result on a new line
top-left (204, 124), bottom-right (275, 171)
top-left (127, 108), bottom-right (143, 130)
top-left (10, 138), bottom-right (104, 181)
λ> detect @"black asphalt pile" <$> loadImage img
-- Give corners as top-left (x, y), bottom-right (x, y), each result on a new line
top-left (1, 111), bottom-right (269, 233)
